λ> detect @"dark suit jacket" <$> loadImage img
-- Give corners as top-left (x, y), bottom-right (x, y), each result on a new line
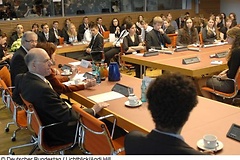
top-left (13, 72), bottom-right (94, 146)
top-left (146, 29), bottom-right (171, 50)
top-left (124, 130), bottom-right (205, 155)
top-left (10, 46), bottom-right (28, 86)
top-left (87, 33), bottom-right (104, 61)
top-left (49, 28), bottom-right (63, 38)
top-left (201, 27), bottom-right (217, 44)
top-left (78, 23), bottom-right (88, 41)
top-left (38, 31), bottom-right (58, 45)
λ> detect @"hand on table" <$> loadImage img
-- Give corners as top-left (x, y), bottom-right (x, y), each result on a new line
top-left (92, 102), bottom-right (109, 114)
top-left (84, 78), bottom-right (96, 88)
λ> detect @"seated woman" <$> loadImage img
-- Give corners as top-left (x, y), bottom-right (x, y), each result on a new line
top-left (109, 18), bottom-right (121, 38)
top-left (36, 42), bottom-right (96, 95)
top-left (201, 18), bottom-right (220, 44)
top-left (199, 27), bottom-right (240, 100)
top-left (163, 19), bottom-right (175, 34)
top-left (177, 17), bottom-right (199, 46)
top-left (66, 23), bottom-right (80, 44)
top-left (0, 30), bottom-right (12, 68)
top-left (220, 16), bottom-right (232, 40)
top-left (123, 22), bottom-right (145, 78)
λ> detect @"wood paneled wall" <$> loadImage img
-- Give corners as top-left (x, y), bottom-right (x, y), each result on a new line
top-left (0, 10), bottom-right (193, 44)
top-left (199, 0), bottom-right (220, 17)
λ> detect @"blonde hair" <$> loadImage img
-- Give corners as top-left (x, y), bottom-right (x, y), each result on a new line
top-left (67, 23), bottom-right (77, 37)
top-left (153, 16), bottom-right (163, 25)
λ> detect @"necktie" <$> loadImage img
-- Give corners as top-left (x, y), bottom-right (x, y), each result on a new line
top-left (45, 33), bottom-right (49, 41)
top-left (54, 29), bottom-right (59, 39)
top-left (99, 26), bottom-right (104, 34)
top-left (44, 79), bottom-right (53, 90)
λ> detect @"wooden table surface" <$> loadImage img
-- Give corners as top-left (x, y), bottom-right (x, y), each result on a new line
top-left (56, 54), bottom-right (240, 155)
top-left (122, 45), bottom-right (230, 78)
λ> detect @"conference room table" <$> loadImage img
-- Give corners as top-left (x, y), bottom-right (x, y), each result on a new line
top-left (121, 44), bottom-right (230, 78)
top-left (56, 54), bottom-right (240, 155)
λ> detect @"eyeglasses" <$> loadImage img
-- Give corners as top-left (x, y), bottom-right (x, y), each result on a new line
top-left (25, 40), bottom-right (38, 43)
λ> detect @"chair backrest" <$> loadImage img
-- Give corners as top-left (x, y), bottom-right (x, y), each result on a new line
top-left (0, 79), bottom-right (27, 127)
top-left (20, 95), bottom-right (78, 154)
top-left (78, 108), bottom-right (117, 155)
top-left (103, 31), bottom-right (110, 39)
top-left (0, 66), bottom-right (11, 88)
top-left (166, 33), bottom-right (177, 48)
top-left (234, 68), bottom-right (240, 91)
top-left (20, 96), bottom-right (40, 135)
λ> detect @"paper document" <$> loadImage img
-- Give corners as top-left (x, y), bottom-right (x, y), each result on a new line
top-left (68, 61), bottom-right (81, 66)
top-left (87, 91), bottom-right (125, 103)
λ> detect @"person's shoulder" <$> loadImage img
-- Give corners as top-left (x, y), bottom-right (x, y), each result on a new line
top-left (126, 130), bottom-right (147, 140)
top-left (232, 48), bottom-right (240, 56)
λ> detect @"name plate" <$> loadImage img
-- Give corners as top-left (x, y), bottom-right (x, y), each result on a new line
top-left (227, 123), bottom-right (240, 142)
top-left (143, 51), bottom-right (159, 57)
top-left (80, 59), bottom-right (91, 68)
top-left (111, 83), bottom-right (133, 97)
top-left (182, 57), bottom-right (200, 65)
top-left (174, 47), bottom-right (188, 52)
top-left (158, 50), bottom-right (173, 54)
top-left (216, 51), bottom-right (228, 58)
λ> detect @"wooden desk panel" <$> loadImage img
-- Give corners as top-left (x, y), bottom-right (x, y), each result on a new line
top-left (56, 42), bottom-right (113, 55)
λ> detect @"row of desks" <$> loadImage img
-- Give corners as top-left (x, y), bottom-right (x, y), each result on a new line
top-left (56, 41), bottom-right (113, 55)
top-left (56, 54), bottom-right (240, 155)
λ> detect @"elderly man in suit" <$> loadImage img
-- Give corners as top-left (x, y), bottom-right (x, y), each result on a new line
top-left (82, 23), bottom-right (104, 62)
top-left (10, 31), bottom-right (38, 86)
top-left (146, 16), bottom-right (171, 51)
top-left (13, 48), bottom-right (108, 146)
top-left (124, 72), bottom-right (207, 155)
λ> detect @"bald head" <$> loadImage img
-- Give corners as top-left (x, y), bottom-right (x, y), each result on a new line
top-left (25, 48), bottom-right (52, 77)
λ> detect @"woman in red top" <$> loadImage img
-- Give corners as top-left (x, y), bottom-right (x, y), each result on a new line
top-left (36, 42), bottom-right (96, 95)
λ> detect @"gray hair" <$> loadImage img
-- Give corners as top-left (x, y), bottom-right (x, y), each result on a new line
top-left (21, 31), bottom-right (38, 44)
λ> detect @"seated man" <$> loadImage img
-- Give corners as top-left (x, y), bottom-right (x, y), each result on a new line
top-left (82, 23), bottom-right (104, 62)
top-left (10, 31), bottom-right (38, 86)
top-left (124, 72), bottom-right (206, 155)
top-left (38, 23), bottom-right (58, 45)
top-left (146, 16), bottom-right (171, 51)
top-left (13, 48), bottom-right (108, 146)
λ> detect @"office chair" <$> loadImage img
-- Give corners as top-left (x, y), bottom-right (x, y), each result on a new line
top-left (9, 96), bottom-right (79, 155)
top-left (119, 43), bottom-right (135, 74)
top-left (73, 105), bottom-right (125, 155)
top-left (201, 68), bottom-right (240, 105)
top-left (166, 33), bottom-right (177, 48)
top-left (0, 66), bottom-right (27, 141)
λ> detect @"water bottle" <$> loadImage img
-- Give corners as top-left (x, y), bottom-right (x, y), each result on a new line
top-left (141, 79), bottom-right (147, 102)
top-left (92, 61), bottom-right (96, 75)
top-left (95, 66), bottom-right (101, 84)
